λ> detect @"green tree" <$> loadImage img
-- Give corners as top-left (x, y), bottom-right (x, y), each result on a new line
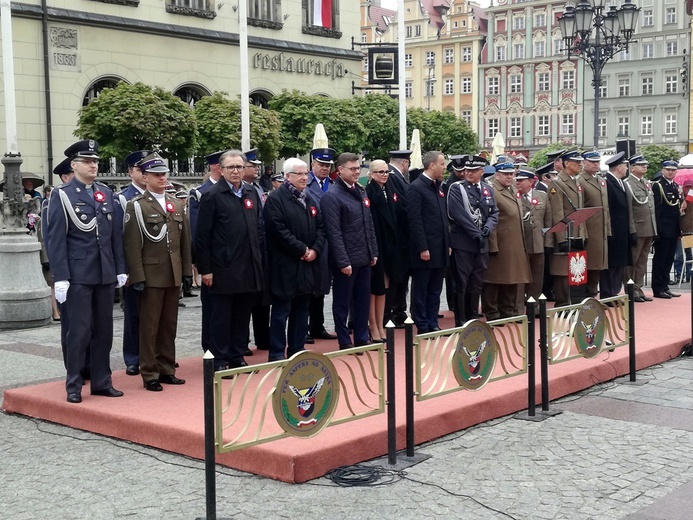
top-left (353, 94), bottom-right (400, 160)
top-left (641, 144), bottom-right (682, 179)
top-left (528, 142), bottom-right (566, 169)
top-left (75, 82), bottom-right (196, 160)
top-left (406, 108), bottom-right (477, 155)
top-left (194, 92), bottom-right (283, 162)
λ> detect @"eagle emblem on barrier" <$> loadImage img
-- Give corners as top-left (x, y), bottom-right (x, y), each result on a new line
top-left (573, 298), bottom-right (607, 358)
top-left (453, 320), bottom-right (497, 391)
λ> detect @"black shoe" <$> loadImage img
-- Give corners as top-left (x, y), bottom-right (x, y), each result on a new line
top-left (125, 365), bottom-right (139, 376)
top-left (178, 301), bottom-right (186, 307)
top-left (244, 348), bottom-right (253, 356)
top-left (312, 329), bottom-right (338, 340)
top-left (666, 291), bottom-right (681, 298)
top-left (66, 393), bottom-right (82, 404)
top-left (653, 292), bottom-right (672, 299)
top-left (183, 292), bottom-right (197, 298)
top-left (431, 326), bottom-right (441, 332)
top-left (144, 380), bottom-right (163, 391)
top-left (633, 296), bottom-right (646, 303)
top-left (91, 387), bottom-right (124, 397)
top-left (160, 374), bottom-right (186, 385)
top-left (437, 313), bottom-right (444, 319)
top-left (174, 362), bottom-right (179, 368)
top-left (255, 345), bottom-right (270, 351)
top-left (642, 296), bottom-right (653, 302)
top-left (347, 321), bottom-right (354, 333)
top-left (305, 332), bottom-right (315, 344)
top-left (339, 344), bottom-right (354, 350)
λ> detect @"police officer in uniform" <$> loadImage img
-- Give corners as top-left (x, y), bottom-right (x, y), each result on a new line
top-left (652, 160), bottom-right (684, 298)
top-left (123, 153), bottom-right (192, 391)
top-left (45, 139), bottom-right (127, 403)
top-left (116, 150), bottom-right (151, 376)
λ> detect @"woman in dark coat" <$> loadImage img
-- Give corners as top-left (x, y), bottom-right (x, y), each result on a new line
top-left (365, 159), bottom-right (408, 341)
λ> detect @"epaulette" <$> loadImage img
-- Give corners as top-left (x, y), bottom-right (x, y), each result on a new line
top-left (132, 193), bottom-right (145, 202)
top-left (189, 188), bottom-right (201, 201)
top-left (56, 183), bottom-right (66, 189)
top-left (95, 181), bottom-right (109, 189)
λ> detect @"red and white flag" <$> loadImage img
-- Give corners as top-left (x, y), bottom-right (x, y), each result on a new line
top-left (313, 0), bottom-right (332, 28)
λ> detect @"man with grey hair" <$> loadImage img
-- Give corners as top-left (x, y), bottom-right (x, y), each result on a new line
top-left (264, 157), bottom-right (325, 361)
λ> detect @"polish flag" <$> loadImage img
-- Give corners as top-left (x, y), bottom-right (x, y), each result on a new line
top-left (314, 0), bottom-right (332, 28)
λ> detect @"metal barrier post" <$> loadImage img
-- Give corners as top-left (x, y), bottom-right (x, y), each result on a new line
top-left (526, 298), bottom-right (536, 416)
top-left (198, 351), bottom-right (217, 520)
top-left (539, 295), bottom-right (550, 412)
top-left (385, 321), bottom-right (396, 466)
top-left (627, 280), bottom-right (637, 381)
top-left (404, 317), bottom-right (415, 457)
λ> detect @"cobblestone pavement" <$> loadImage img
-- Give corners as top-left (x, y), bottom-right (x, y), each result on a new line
top-left (2, 287), bottom-right (693, 519)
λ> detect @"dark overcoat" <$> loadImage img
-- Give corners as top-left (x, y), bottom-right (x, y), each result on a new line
top-left (407, 174), bottom-right (450, 269)
top-left (604, 174), bottom-right (636, 267)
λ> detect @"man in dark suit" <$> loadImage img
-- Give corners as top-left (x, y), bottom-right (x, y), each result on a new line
top-left (264, 158), bottom-right (325, 361)
top-left (45, 139), bottom-right (127, 403)
top-left (123, 153), bottom-right (192, 391)
top-left (407, 151), bottom-right (450, 333)
top-left (195, 150), bottom-right (264, 371)
top-left (447, 154), bottom-right (497, 325)
top-left (652, 160), bottom-right (684, 298)
top-left (321, 152), bottom-right (379, 349)
top-left (305, 147), bottom-right (338, 342)
top-left (116, 150), bottom-right (151, 376)
top-left (601, 152), bottom-right (636, 298)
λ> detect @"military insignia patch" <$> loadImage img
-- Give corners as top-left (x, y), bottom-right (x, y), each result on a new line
top-left (124, 213), bottom-right (130, 224)
top-left (273, 351), bottom-right (340, 438)
top-left (107, 214), bottom-right (112, 221)
top-left (573, 297), bottom-right (606, 358)
top-left (550, 188), bottom-right (557, 194)
top-left (452, 320), bottom-right (497, 391)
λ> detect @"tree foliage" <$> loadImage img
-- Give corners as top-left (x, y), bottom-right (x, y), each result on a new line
top-left (353, 94), bottom-right (399, 160)
top-left (528, 142), bottom-right (566, 169)
top-left (75, 82), bottom-right (196, 160)
top-left (194, 92), bottom-right (282, 162)
top-left (641, 144), bottom-right (682, 179)
top-left (406, 108), bottom-right (478, 156)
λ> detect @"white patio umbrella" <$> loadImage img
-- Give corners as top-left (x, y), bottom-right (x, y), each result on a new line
top-left (409, 129), bottom-right (423, 171)
top-left (312, 123), bottom-right (329, 149)
top-left (491, 132), bottom-right (505, 164)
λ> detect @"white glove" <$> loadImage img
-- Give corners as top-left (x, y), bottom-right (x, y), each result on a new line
top-left (116, 274), bottom-right (128, 288)
top-left (55, 281), bottom-right (70, 304)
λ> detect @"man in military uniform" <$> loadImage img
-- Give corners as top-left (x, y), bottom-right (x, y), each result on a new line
top-left (578, 150), bottom-right (611, 298)
top-left (442, 155), bottom-right (467, 195)
top-left (515, 166), bottom-right (552, 304)
top-left (243, 148), bottom-right (266, 204)
top-left (447, 155), bottom-right (497, 325)
top-left (482, 162), bottom-right (530, 320)
top-left (652, 160), bottom-right (685, 298)
top-left (305, 147), bottom-right (338, 342)
top-left (547, 149), bottom-right (587, 307)
top-left (536, 162), bottom-right (557, 299)
top-left (624, 155), bottom-right (656, 302)
top-left (116, 150), bottom-right (151, 376)
top-left (123, 153), bottom-right (192, 391)
top-left (45, 139), bottom-right (127, 403)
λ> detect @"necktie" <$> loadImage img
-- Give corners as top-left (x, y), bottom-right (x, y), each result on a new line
top-left (525, 193), bottom-right (531, 202)
top-left (473, 183), bottom-right (481, 198)
top-left (319, 179), bottom-right (323, 189)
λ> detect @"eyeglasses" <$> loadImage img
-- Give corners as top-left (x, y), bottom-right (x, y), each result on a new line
top-left (371, 170), bottom-right (389, 174)
top-left (342, 166), bottom-right (361, 172)
top-left (221, 165), bottom-right (244, 171)
top-left (286, 171), bottom-right (309, 176)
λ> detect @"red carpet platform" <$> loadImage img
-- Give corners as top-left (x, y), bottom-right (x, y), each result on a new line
top-left (3, 296), bottom-right (690, 483)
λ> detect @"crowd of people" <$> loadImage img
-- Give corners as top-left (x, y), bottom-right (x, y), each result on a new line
top-left (38, 139), bottom-right (690, 403)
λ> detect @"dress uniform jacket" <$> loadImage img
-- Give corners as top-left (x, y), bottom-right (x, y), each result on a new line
top-left (195, 180), bottom-right (264, 295)
top-left (485, 177), bottom-right (531, 285)
top-left (117, 184), bottom-right (144, 218)
top-left (520, 189), bottom-right (552, 255)
top-left (263, 184), bottom-right (325, 300)
top-left (548, 170), bottom-right (587, 276)
top-left (387, 164), bottom-right (408, 195)
top-left (407, 174), bottom-right (450, 269)
top-left (578, 172), bottom-right (611, 270)
top-left (604, 174), bottom-right (636, 267)
top-left (188, 178), bottom-right (215, 249)
top-left (626, 176), bottom-right (657, 238)
top-left (447, 179), bottom-right (498, 253)
top-left (306, 173), bottom-right (332, 295)
top-left (123, 192), bottom-right (192, 288)
top-left (653, 178), bottom-right (682, 239)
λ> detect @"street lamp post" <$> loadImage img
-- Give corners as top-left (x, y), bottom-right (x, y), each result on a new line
top-left (425, 61), bottom-right (436, 111)
top-left (558, 0), bottom-right (640, 150)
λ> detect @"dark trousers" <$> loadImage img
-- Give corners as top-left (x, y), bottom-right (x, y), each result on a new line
top-left (451, 249), bottom-right (487, 325)
top-left (332, 265), bottom-right (371, 347)
top-left (209, 292), bottom-right (254, 368)
top-left (411, 267), bottom-right (445, 333)
top-left (384, 278), bottom-right (409, 324)
top-left (246, 304), bottom-right (270, 349)
top-left (553, 276), bottom-right (570, 307)
top-left (63, 283), bottom-right (115, 395)
top-left (138, 286), bottom-right (179, 382)
top-left (652, 237), bottom-right (678, 293)
top-left (586, 269), bottom-right (602, 298)
top-left (600, 267), bottom-right (624, 298)
top-left (200, 284), bottom-right (211, 352)
top-left (122, 285), bottom-right (140, 366)
top-left (59, 301), bottom-right (91, 375)
top-left (542, 248), bottom-right (555, 299)
top-left (309, 294), bottom-right (327, 334)
top-left (269, 295), bottom-right (310, 361)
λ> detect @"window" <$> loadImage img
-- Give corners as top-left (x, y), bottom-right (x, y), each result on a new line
top-left (641, 115), bottom-right (653, 135)
top-left (666, 41), bottom-right (678, 56)
top-left (404, 53), bottom-right (413, 67)
top-left (444, 48), bottom-right (454, 64)
top-left (619, 49), bottom-right (631, 61)
top-left (641, 75), bottom-right (653, 95)
top-left (462, 47), bottom-right (472, 62)
top-left (425, 80), bottom-right (435, 97)
top-left (304, 0), bottom-right (338, 32)
top-left (82, 77), bottom-right (123, 107)
top-left (247, 0), bottom-right (281, 25)
top-left (514, 15), bottom-right (525, 30)
top-left (538, 72), bottom-right (550, 91)
top-left (510, 117), bottom-right (522, 138)
top-left (534, 41), bottom-right (545, 58)
top-left (665, 74), bottom-right (678, 94)
top-left (665, 113), bottom-right (677, 134)
top-left (444, 78), bottom-right (454, 95)
top-left (487, 118), bottom-right (499, 139)
top-left (598, 117), bottom-right (607, 138)
top-left (537, 115), bottom-right (549, 136)
top-left (510, 74), bottom-right (522, 93)
top-left (535, 13), bottom-right (546, 27)
top-left (415, 24), bottom-right (421, 37)
top-left (461, 110), bottom-right (472, 125)
top-left (168, 0), bottom-right (215, 17)
top-left (487, 76), bottom-right (499, 95)
top-left (361, 33), bottom-right (367, 43)
top-left (642, 43), bottom-right (654, 59)
top-left (363, 57), bottom-right (369, 72)
top-left (426, 51), bottom-right (436, 66)
top-left (642, 9), bottom-right (653, 27)
top-left (462, 77), bottom-right (472, 93)
top-left (562, 70), bottom-right (575, 89)
top-left (514, 43), bottom-right (525, 60)
top-left (561, 114), bottom-right (574, 135)
top-left (406, 26), bottom-right (412, 38)
top-left (453, 20), bottom-right (458, 29)
top-left (175, 85), bottom-right (208, 107)
top-left (598, 79), bottom-right (607, 98)
top-left (665, 7), bottom-right (677, 25)
top-left (618, 116), bottom-right (630, 137)
top-left (496, 45), bottom-right (506, 61)
top-left (405, 81), bottom-right (412, 98)
top-left (618, 77), bottom-right (630, 96)
top-left (554, 39), bottom-right (565, 56)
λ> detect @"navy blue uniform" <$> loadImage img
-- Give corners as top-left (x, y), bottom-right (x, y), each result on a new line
top-left (652, 177), bottom-right (683, 294)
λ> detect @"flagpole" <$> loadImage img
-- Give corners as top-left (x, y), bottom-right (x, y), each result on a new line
top-left (1, 0), bottom-right (18, 154)
top-left (398, 0), bottom-right (406, 149)
top-left (239, 0), bottom-right (250, 151)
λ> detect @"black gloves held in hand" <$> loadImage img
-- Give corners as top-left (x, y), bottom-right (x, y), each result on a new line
top-left (131, 282), bottom-right (145, 295)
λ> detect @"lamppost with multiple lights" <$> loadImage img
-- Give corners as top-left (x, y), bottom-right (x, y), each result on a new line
top-left (558, 0), bottom-right (640, 150)
top-left (425, 60), bottom-right (436, 111)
